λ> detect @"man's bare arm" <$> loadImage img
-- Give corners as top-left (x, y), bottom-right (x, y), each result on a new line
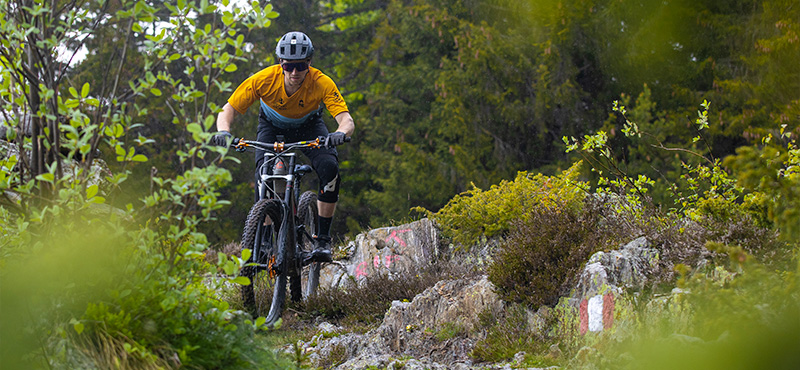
top-left (333, 112), bottom-right (355, 137)
top-left (216, 103), bottom-right (239, 132)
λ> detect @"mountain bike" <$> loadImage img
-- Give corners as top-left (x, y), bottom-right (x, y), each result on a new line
top-left (232, 135), bottom-right (347, 327)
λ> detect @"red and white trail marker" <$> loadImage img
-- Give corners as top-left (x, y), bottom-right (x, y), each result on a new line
top-left (579, 293), bottom-right (615, 335)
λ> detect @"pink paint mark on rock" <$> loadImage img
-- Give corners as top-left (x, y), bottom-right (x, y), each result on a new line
top-left (355, 261), bottom-right (369, 278)
top-left (373, 255), bottom-right (381, 268)
top-left (385, 229), bottom-right (411, 248)
top-left (385, 255), bottom-right (399, 268)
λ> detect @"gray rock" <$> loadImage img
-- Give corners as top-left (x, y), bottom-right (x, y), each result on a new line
top-left (319, 219), bottom-right (443, 290)
top-left (573, 237), bottom-right (659, 299)
top-left (310, 275), bottom-right (505, 369)
top-left (317, 321), bottom-right (342, 336)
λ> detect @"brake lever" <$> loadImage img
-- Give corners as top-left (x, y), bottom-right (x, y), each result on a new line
top-left (232, 138), bottom-right (247, 152)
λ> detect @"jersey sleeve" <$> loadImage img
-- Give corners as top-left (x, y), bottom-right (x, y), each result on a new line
top-left (320, 75), bottom-right (349, 118)
top-left (227, 74), bottom-right (262, 114)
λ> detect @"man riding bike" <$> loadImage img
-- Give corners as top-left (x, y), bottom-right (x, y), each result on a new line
top-left (213, 31), bottom-right (355, 263)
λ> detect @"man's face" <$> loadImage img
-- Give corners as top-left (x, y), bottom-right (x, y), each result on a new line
top-left (280, 59), bottom-right (310, 85)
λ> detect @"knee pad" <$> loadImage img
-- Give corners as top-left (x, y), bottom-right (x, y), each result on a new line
top-left (314, 155), bottom-right (340, 203)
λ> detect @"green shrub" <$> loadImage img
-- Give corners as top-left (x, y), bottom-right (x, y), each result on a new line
top-left (416, 161), bottom-right (587, 248)
top-left (0, 0), bottom-right (279, 365)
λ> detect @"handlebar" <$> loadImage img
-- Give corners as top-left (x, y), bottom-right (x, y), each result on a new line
top-left (231, 135), bottom-right (350, 153)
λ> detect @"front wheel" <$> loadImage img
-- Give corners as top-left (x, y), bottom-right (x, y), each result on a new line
top-left (297, 191), bottom-right (320, 299)
top-left (240, 199), bottom-right (285, 326)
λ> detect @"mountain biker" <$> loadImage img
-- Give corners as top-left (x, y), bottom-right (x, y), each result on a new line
top-left (212, 31), bottom-right (355, 263)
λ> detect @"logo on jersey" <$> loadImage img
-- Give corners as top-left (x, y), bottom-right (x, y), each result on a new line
top-left (276, 97), bottom-right (287, 110)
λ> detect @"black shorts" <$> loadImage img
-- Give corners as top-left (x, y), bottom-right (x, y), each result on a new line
top-left (255, 110), bottom-right (341, 203)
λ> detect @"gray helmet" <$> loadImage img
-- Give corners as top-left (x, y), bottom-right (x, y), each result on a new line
top-left (275, 31), bottom-right (314, 60)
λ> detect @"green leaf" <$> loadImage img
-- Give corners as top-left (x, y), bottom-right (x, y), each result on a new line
top-left (81, 82), bottom-right (90, 98)
top-left (203, 115), bottom-right (215, 130)
top-left (224, 63), bottom-right (237, 72)
top-left (72, 321), bottom-right (84, 334)
top-left (186, 123), bottom-right (202, 133)
top-left (232, 276), bottom-right (250, 285)
top-left (36, 173), bottom-right (55, 183)
top-left (150, 88), bottom-right (162, 96)
top-left (69, 86), bottom-right (79, 98)
top-left (131, 154), bottom-right (148, 162)
top-left (86, 184), bottom-right (98, 198)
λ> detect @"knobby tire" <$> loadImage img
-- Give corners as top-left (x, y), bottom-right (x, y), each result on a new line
top-left (240, 198), bottom-right (285, 327)
top-left (297, 191), bottom-right (320, 299)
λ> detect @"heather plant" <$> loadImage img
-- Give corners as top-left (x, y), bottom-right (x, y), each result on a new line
top-left (303, 261), bottom-right (474, 325)
top-left (489, 198), bottom-right (630, 308)
top-left (415, 161), bottom-right (587, 248)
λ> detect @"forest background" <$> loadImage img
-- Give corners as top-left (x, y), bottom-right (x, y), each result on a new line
top-left (11, 0), bottom-right (797, 243)
top-left (208, 0), bottom-right (796, 243)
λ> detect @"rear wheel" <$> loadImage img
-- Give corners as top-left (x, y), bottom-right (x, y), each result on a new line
top-left (297, 191), bottom-right (320, 299)
top-left (240, 199), bottom-right (285, 326)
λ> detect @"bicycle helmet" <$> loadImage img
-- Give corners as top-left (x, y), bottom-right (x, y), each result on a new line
top-left (275, 31), bottom-right (314, 60)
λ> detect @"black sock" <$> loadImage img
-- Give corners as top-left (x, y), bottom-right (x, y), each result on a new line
top-left (317, 216), bottom-right (333, 237)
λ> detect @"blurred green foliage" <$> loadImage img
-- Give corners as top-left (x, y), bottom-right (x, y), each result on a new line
top-left (571, 246), bottom-right (800, 370)
top-left (0, 0), bottom-right (288, 368)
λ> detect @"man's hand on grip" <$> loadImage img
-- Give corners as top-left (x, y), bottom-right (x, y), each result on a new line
top-left (212, 130), bottom-right (233, 147)
top-left (325, 132), bottom-right (347, 147)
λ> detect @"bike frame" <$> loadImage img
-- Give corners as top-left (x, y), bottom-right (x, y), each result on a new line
top-left (233, 136), bottom-right (342, 323)
top-left (235, 138), bottom-right (322, 273)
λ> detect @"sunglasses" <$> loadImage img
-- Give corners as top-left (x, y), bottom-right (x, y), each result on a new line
top-left (281, 61), bottom-right (309, 72)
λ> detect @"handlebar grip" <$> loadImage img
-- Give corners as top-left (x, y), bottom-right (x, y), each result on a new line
top-left (316, 135), bottom-right (351, 147)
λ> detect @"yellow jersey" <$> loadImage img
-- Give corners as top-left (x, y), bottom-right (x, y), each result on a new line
top-left (227, 65), bottom-right (349, 129)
